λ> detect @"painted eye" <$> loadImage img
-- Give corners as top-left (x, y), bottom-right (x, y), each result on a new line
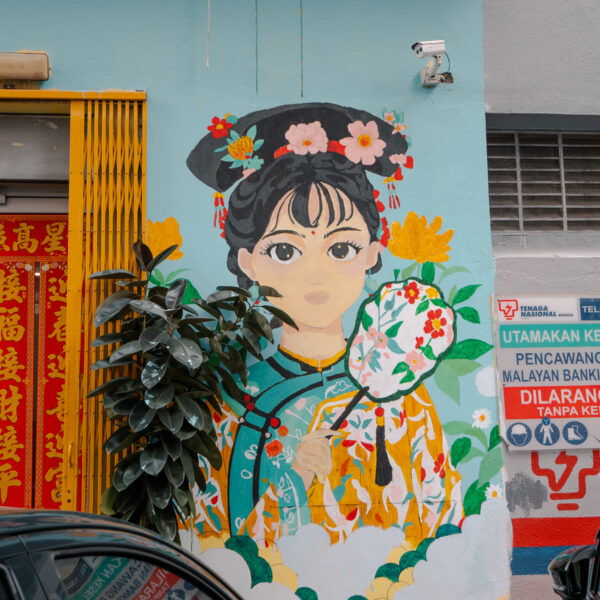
top-left (328, 242), bottom-right (359, 261)
top-left (266, 243), bottom-right (301, 264)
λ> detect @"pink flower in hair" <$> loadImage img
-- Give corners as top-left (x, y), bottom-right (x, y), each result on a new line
top-left (389, 153), bottom-right (408, 166)
top-left (340, 120), bottom-right (386, 166)
top-left (285, 121), bottom-right (328, 155)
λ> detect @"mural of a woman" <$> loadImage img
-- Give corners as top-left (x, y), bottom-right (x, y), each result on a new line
top-left (186, 103), bottom-right (463, 550)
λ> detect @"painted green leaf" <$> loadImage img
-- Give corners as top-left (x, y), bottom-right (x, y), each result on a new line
top-left (447, 284), bottom-right (458, 305)
top-left (445, 359), bottom-right (480, 376)
top-left (438, 265), bottom-right (470, 284)
top-left (361, 310), bottom-right (374, 331)
top-left (385, 320), bottom-right (404, 338)
top-left (421, 261), bottom-right (435, 283)
top-left (421, 344), bottom-right (436, 360)
top-left (445, 339), bottom-right (493, 360)
top-left (415, 299), bottom-right (430, 315)
top-left (456, 306), bottom-right (480, 324)
top-left (460, 447), bottom-right (486, 463)
top-left (442, 420), bottom-right (488, 448)
top-left (168, 337), bottom-right (203, 370)
top-left (450, 437), bottom-right (472, 466)
top-left (141, 360), bottom-right (168, 388)
top-left (489, 424), bottom-right (501, 450)
top-left (401, 262), bottom-right (418, 280)
top-left (400, 368), bottom-right (416, 383)
top-left (144, 383), bottom-right (174, 409)
top-left (129, 403), bottom-right (156, 432)
top-left (93, 290), bottom-right (136, 327)
top-left (451, 284), bottom-right (481, 305)
top-left (464, 480), bottom-right (488, 516)
top-left (295, 587), bottom-right (319, 600)
top-left (478, 446), bottom-right (503, 486)
top-left (140, 443), bottom-right (168, 476)
top-left (434, 361), bottom-right (460, 403)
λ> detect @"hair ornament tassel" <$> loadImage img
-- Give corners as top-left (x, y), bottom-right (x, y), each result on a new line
top-left (374, 406), bottom-right (393, 486)
top-left (213, 192), bottom-right (227, 238)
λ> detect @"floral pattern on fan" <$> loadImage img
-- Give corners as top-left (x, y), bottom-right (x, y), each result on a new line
top-left (346, 278), bottom-right (456, 401)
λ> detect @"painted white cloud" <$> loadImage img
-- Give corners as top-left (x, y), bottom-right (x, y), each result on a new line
top-left (278, 523), bottom-right (405, 600)
top-left (393, 499), bottom-right (512, 600)
top-left (476, 365), bottom-right (497, 398)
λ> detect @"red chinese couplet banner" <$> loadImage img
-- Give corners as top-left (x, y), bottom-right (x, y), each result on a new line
top-left (0, 215), bottom-right (67, 508)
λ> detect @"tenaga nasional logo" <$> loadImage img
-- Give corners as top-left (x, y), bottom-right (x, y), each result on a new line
top-left (497, 297), bottom-right (578, 322)
top-left (580, 298), bottom-right (600, 321)
top-left (498, 299), bottom-right (518, 321)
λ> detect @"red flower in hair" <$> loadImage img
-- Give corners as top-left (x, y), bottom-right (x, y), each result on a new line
top-left (208, 116), bottom-right (233, 139)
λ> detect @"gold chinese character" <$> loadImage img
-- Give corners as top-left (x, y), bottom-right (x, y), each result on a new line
top-left (0, 425), bottom-right (23, 462)
top-left (0, 463), bottom-right (20, 503)
top-left (0, 385), bottom-right (21, 423)
top-left (0, 268), bottom-right (25, 304)
top-left (47, 353), bottom-right (66, 380)
top-left (45, 467), bottom-right (63, 503)
top-left (44, 432), bottom-right (63, 460)
top-left (0, 307), bottom-right (25, 342)
top-left (41, 222), bottom-right (66, 254)
top-left (46, 383), bottom-right (65, 423)
top-left (12, 222), bottom-right (39, 254)
top-left (0, 224), bottom-right (9, 252)
top-left (0, 347), bottom-right (24, 382)
top-left (48, 276), bottom-right (67, 303)
top-left (48, 305), bottom-right (66, 343)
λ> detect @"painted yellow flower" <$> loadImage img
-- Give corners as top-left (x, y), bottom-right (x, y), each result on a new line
top-left (146, 216), bottom-right (184, 260)
top-left (425, 286), bottom-right (440, 299)
top-left (228, 136), bottom-right (254, 161)
top-left (388, 212), bottom-right (453, 264)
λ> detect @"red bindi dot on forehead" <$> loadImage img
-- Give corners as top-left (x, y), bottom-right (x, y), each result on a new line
top-left (311, 230), bottom-right (315, 235)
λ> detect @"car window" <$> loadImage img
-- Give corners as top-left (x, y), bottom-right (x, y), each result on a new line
top-left (0, 567), bottom-right (17, 600)
top-left (54, 555), bottom-right (220, 600)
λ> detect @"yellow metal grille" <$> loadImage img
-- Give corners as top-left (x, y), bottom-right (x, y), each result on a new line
top-left (63, 98), bottom-right (147, 513)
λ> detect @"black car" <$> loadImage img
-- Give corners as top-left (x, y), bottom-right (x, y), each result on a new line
top-left (0, 509), bottom-right (242, 600)
top-left (549, 528), bottom-right (600, 600)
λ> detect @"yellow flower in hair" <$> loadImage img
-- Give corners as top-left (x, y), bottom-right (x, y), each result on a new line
top-left (388, 212), bottom-right (453, 264)
top-left (146, 216), bottom-right (184, 260)
top-left (227, 136), bottom-right (254, 161)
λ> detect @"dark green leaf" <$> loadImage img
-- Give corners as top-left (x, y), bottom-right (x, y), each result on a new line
top-left (169, 337), bottom-right (203, 370)
top-left (216, 285), bottom-right (252, 299)
top-left (206, 290), bottom-right (235, 303)
top-left (450, 437), bottom-right (472, 466)
top-left (456, 306), bottom-right (480, 324)
top-left (100, 486), bottom-right (117, 515)
top-left (154, 504), bottom-right (177, 540)
top-left (141, 360), bottom-right (168, 388)
top-left (147, 474), bottom-right (171, 509)
top-left (123, 456), bottom-right (143, 487)
top-left (260, 304), bottom-right (298, 329)
top-left (180, 447), bottom-right (196, 485)
top-left (165, 279), bottom-right (187, 309)
top-left (104, 426), bottom-right (142, 454)
top-left (114, 481), bottom-right (143, 514)
top-left (452, 284), bottom-right (481, 306)
top-left (165, 460), bottom-right (185, 487)
top-left (175, 395), bottom-right (205, 430)
top-left (89, 268), bottom-right (137, 280)
top-left (215, 366), bottom-right (242, 402)
top-left (445, 339), bottom-right (493, 360)
top-left (421, 261), bottom-right (435, 283)
top-left (258, 285), bottom-right (282, 298)
top-left (133, 240), bottom-right (153, 271)
top-left (112, 396), bottom-right (138, 415)
top-left (140, 326), bottom-right (171, 351)
top-left (249, 310), bottom-right (273, 343)
top-left (91, 358), bottom-right (133, 371)
top-left (91, 332), bottom-right (127, 347)
top-left (146, 244), bottom-right (179, 273)
top-left (172, 486), bottom-right (189, 510)
top-left (161, 431), bottom-right (183, 459)
top-left (110, 340), bottom-right (143, 363)
top-left (116, 279), bottom-right (149, 289)
top-left (176, 423), bottom-right (201, 440)
top-left (192, 299), bottom-right (223, 319)
top-left (86, 377), bottom-right (135, 398)
top-left (129, 300), bottom-right (169, 321)
top-left (93, 291), bottom-right (136, 327)
top-left (144, 383), bottom-right (175, 409)
top-left (129, 403), bottom-right (156, 432)
top-left (140, 444), bottom-right (168, 476)
top-left (199, 431), bottom-right (222, 469)
top-left (193, 460), bottom-right (207, 491)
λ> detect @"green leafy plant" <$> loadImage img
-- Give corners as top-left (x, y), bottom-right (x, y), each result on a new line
top-left (89, 241), bottom-right (295, 542)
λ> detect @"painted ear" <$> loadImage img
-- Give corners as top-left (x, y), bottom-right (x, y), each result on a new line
top-left (367, 241), bottom-right (380, 270)
top-left (238, 248), bottom-right (256, 281)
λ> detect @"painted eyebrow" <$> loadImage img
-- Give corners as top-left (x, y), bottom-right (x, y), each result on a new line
top-left (261, 229), bottom-right (306, 240)
top-left (324, 226), bottom-right (362, 239)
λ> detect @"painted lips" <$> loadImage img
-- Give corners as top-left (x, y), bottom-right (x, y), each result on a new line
top-left (304, 291), bottom-right (329, 304)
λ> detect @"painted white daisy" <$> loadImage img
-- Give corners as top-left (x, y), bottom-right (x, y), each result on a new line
top-left (485, 483), bottom-right (503, 500)
top-left (472, 408), bottom-right (492, 429)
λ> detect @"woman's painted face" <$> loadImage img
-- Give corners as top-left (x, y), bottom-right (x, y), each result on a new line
top-left (238, 184), bottom-right (380, 329)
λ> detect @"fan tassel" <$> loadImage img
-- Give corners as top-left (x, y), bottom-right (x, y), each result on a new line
top-left (375, 407), bottom-right (393, 486)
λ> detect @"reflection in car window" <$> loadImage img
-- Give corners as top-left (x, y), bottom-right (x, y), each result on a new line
top-left (0, 569), bottom-right (15, 600)
top-left (55, 556), bottom-right (215, 600)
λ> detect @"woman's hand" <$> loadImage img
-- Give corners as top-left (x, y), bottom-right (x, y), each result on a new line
top-left (292, 429), bottom-right (338, 490)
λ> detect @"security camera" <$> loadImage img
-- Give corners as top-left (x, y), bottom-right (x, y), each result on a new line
top-left (411, 40), bottom-right (446, 58)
